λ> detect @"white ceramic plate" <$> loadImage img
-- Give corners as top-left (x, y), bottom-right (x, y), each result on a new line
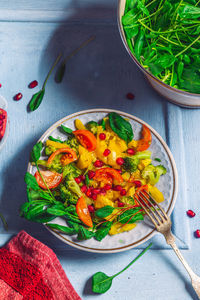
top-left (0, 95), bottom-right (9, 152)
top-left (27, 109), bottom-right (178, 253)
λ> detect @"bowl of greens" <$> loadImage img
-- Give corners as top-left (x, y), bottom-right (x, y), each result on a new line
top-left (118, 0), bottom-right (200, 108)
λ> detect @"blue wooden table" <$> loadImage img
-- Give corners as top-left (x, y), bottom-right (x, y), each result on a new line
top-left (0, 1), bottom-right (200, 299)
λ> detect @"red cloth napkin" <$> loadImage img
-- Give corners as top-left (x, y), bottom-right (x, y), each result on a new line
top-left (0, 230), bottom-right (81, 300)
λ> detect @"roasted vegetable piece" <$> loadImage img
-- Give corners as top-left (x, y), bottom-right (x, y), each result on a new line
top-left (141, 165), bottom-right (166, 185)
top-left (86, 121), bottom-right (98, 135)
top-left (65, 174), bottom-right (82, 197)
top-left (59, 184), bottom-right (78, 204)
top-left (47, 147), bottom-right (77, 166)
top-left (73, 129), bottom-right (97, 152)
top-left (35, 170), bottom-right (63, 189)
top-left (76, 196), bottom-right (93, 227)
top-left (123, 151), bottom-right (151, 172)
top-left (94, 167), bottom-right (123, 184)
top-left (136, 125), bottom-right (152, 151)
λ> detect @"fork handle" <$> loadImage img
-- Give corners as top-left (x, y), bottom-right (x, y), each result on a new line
top-left (164, 231), bottom-right (200, 298)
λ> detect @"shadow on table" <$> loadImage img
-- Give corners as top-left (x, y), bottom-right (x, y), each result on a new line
top-left (39, 0), bottom-right (164, 113)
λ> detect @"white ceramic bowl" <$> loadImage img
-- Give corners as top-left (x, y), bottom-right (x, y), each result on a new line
top-left (118, 0), bottom-right (200, 108)
top-left (27, 109), bottom-right (178, 253)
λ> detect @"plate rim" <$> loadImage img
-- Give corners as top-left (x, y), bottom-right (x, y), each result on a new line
top-left (27, 108), bottom-right (178, 253)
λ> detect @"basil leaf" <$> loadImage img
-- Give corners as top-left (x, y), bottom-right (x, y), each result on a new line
top-left (25, 173), bottom-right (39, 190)
top-left (92, 243), bottom-right (152, 294)
top-left (109, 112), bottom-right (133, 143)
top-left (95, 222), bottom-right (112, 242)
top-left (92, 272), bottom-right (113, 294)
top-left (67, 221), bottom-right (81, 233)
top-left (64, 212), bottom-right (82, 224)
top-left (77, 226), bottom-right (94, 240)
top-left (47, 204), bottom-right (69, 216)
top-left (61, 124), bottom-right (73, 135)
top-left (46, 223), bottom-right (76, 235)
top-left (30, 142), bottom-right (43, 163)
top-left (95, 206), bottom-right (115, 218)
top-left (29, 89), bottom-right (45, 111)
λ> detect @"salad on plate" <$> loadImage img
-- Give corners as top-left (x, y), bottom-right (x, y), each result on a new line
top-left (20, 112), bottom-right (167, 241)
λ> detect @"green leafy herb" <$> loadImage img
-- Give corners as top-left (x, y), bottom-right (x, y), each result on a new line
top-left (95, 222), bottom-right (112, 241)
top-left (154, 158), bottom-right (161, 162)
top-left (61, 124), bottom-right (73, 135)
top-left (108, 112), bottom-right (133, 143)
top-left (77, 226), bottom-right (95, 240)
top-left (100, 118), bottom-right (106, 130)
top-left (55, 36), bottom-right (95, 83)
top-left (118, 208), bottom-right (144, 224)
top-left (46, 223), bottom-right (76, 235)
top-left (48, 136), bottom-right (63, 143)
top-left (95, 206), bottom-right (115, 218)
top-left (92, 243), bottom-right (152, 294)
top-left (29, 53), bottom-right (61, 111)
top-left (25, 172), bottom-right (39, 190)
top-left (122, 0), bottom-right (200, 93)
top-left (29, 90), bottom-right (45, 112)
top-left (30, 142), bottom-right (43, 163)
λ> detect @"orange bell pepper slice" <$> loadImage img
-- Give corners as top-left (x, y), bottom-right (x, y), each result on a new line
top-left (136, 125), bottom-right (152, 151)
top-left (73, 130), bottom-right (97, 152)
top-left (94, 167), bottom-right (123, 184)
top-left (76, 196), bottom-right (93, 227)
top-left (47, 147), bottom-right (77, 166)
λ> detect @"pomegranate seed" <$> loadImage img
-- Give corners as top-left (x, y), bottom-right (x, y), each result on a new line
top-left (104, 184), bottom-right (111, 191)
top-left (187, 210), bottom-right (196, 218)
top-left (118, 201), bottom-right (125, 207)
top-left (100, 188), bottom-right (106, 195)
top-left (103, 149), bottom-right (111, 156)
top-left (0, 83), bottom-right (2, 88)
top-left (116, 157), bottom-right (124, 166)
top-left (126, 92), bottom-right (135, 100)
top-left (14, 93), bottom-right (23, 101)
top-left (133, 180), bottom-right (142, 188)
top-left (81, 185), bottom-right (87, 193)
top-left (88, 170), bottom-right (96, 179)
top-left (94, 160), bottom-right (104, 168)
top-left (88, 205), bottom-right (95, 213)
top-left (99, 133), bottom-right (106, 140)
top-left (75, 177), bottom-right (81, 184)
top-left (120, 189), bottom-right (126, 196)
top-left (86, 188), bottom-right (92, 197)
top-left (29, 80), bottom-right (38, 89)
top-left (113, 185), bottom-right (123, 191)
top-left (80, 175), bottom-right (85, 181)
top-left (127, 148), bottom-right (135, 155)
top-left (195, 230), bottom-right (200, 238)
top-left (92, 194), bottom-right (97, 200)
top-left (93, 188), bottom-right (101, 194)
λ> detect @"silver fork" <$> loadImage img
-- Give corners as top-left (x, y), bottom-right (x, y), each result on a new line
top-left (134, 191), bottom-right (200, 299)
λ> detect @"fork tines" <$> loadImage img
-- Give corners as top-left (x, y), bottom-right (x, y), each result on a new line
top-left (133, 190), bottom-right (168, 227)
